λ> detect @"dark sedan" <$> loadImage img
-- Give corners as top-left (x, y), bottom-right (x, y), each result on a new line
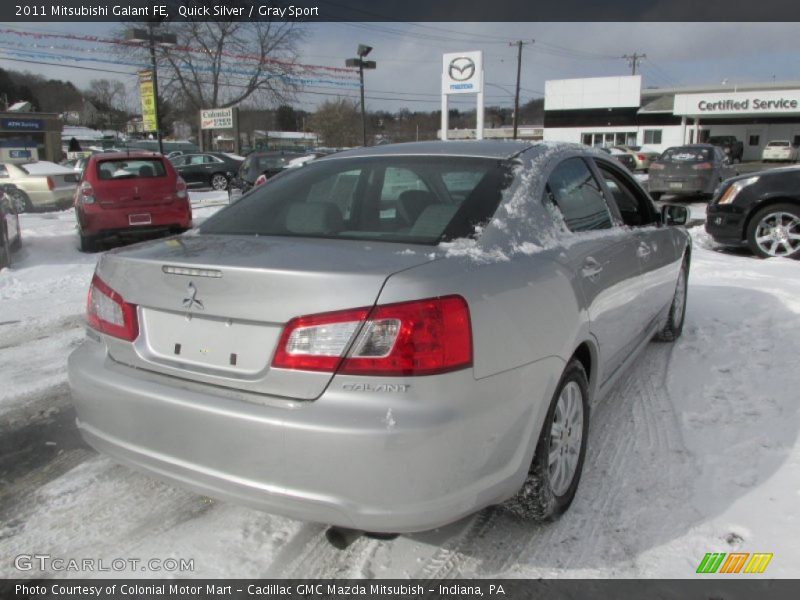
top-left (706, 167), bottom-right (800, 258)
top-left (648, 144), bottom-right (737, 201)
top-left (169, 153), bottom-right (244, 191)
top-left (227, 151), bottom-right (303, 201)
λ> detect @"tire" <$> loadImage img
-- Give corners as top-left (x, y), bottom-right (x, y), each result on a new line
top-left (746, 203), bottom-right (800, 258)
top-left (79, 233), bottom-right (98, 253)
top-left (650, 192), bottom-right (662, 201)
top-left (503, 359), bottom-right (590, 521)
top-left (12, 190), bottom-right (32, 213)
top-left (654, 258), bottom-right (688, 342)
top-left (210, 173), bottom-right (229, 191)
top-left (0, 226), bottom-right (9, 270)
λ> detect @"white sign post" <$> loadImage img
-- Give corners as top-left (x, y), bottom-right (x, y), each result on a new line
top-left (441, 51), bottom-right (484, 141)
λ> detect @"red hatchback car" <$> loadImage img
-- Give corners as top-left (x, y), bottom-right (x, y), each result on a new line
top-left (75, 152), bottom-right (192, 251)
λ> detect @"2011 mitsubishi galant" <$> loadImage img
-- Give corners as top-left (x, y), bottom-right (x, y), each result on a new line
top-left (68, 141), bottom-right (691, 533)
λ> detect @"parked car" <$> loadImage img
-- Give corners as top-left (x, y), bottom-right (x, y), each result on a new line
top-left (706, 166), bottom-right (800, 258)
top-left (599, 146), bottom-right (637, 171)
top-left (1, 183), bottom-right (22, 269)
top-left (68, 140), bottom-right (691, 534)
top-left (227, 151), bottom-right (303, 202)
top-left (74, 152), bottom-right (192, 252)
top-left (0, 161), bottom-right (79, 212)
top-left (648, 144), bottom-right (737, 200)
top-left (707, 135), bottom-right (744, 163)
top-left (613, 146), bottom-right (660, 171)
top-left (761, 140), bottom-right (798, 163)
top-left (169, 152), bottom-right (244, 191)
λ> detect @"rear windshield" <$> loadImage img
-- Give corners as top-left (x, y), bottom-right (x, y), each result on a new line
top-left (767, 141), bottom-right (790, 147)
top-left (200, 156), bottom-right (513, 245)
top-left (96, 159), bottom-right (166, 180)
top-left (660, 147), bottom-right (712, 162)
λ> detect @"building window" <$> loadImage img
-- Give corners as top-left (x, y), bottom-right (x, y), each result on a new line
top-left (699, 130), bottom-right (710, 143)
top-left (582, 133), bottom-right (593, 145)
top-left (643, 129), bottom-right (662, 144)
top-left (792, 135), bottom-right (800, 146)
top-left (749, 135), bottom-right (760, 146)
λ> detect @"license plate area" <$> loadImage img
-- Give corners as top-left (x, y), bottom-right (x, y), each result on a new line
top-left (129, 213), bottom-right (152, 225)
top-left (669, 182), bottom-right (684, 190)
top-left (138, 307), bottom-right (280, 377)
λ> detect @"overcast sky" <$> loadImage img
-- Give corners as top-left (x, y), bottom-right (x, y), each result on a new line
top-left (2, 22), bottom-right (800, 112)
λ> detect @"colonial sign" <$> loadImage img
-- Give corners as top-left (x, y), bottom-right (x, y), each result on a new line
top-left (200, 108), bottom-right (234, 130)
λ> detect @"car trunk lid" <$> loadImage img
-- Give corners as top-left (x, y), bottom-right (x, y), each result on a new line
top-left (95, 234), bottom-right (435, 400)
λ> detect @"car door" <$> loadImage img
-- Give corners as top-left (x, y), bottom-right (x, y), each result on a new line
top-left (545, 157), bottom-right (646, 385)
top-left (594, 159), bottom-right (681, 333)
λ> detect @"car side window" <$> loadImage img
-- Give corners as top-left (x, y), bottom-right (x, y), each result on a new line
top-left (596, 163), bottom-right (658, 227)
top-left (545, 158), bottom-right (613, 232)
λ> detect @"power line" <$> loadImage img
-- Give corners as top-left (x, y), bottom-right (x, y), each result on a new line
top-left (622, 52), bottom-right (647, 76)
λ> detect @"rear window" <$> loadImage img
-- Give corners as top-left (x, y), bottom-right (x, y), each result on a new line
top-left (96, 159), bottom-right (166, 180)
top-left (660, 147), bottom-right (712, 162)
top-left (200, 156), bottom-right (513, 245)
top-left (767, 141), bottom-right (790, 147)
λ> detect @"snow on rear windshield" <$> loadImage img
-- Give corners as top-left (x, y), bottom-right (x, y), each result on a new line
top-left (199, 156), bottom-right (513, 245)
top-left (661, 147), bottom-right (712, 162)
top-left (767, 141), bottom-right (791, 147)
top-left (96, 159), bottom-right (166, 179)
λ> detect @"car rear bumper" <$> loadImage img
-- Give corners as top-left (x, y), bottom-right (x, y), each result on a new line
top-left (649, 174), bottom-right (715, 195)
top-left (78, 202), bottom-right (192, 237)
top-left (68, 337), bottom-right (560, 532)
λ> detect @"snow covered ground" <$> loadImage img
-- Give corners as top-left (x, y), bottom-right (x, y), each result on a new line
top-left (1, 196), bottom-right (798, 579)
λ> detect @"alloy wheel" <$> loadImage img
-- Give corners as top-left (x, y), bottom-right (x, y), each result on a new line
top-left (753, 211), bottom-right (800, 257)
top-left (548, 381), bottom-right (584, 497)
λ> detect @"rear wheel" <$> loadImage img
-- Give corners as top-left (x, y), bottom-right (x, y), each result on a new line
top-left (210, 173), bottom-right (229, 191)
top-left (503, 359), bottom-right (590, 521)
top-left (655, 259), bottom-right (688, 342)
top-left (79, 232), bottom-right (98, 253)
top-left (746, 203), bottom-right (800, 258)
top-left (11, 190), bottom-right (32, 213)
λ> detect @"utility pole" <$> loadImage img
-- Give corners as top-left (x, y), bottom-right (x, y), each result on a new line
top-left (622, 52), bottom-right (647, 76)
top-left (346, 45), bottom-right (376, 147)
top-left (510, 40), bottom-right (534, 140)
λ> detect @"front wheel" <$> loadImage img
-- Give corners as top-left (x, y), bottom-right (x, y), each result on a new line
top-left (503, 359), bottom-right (590, 521)
top-left (746, 203), bottom-right (800, 258)
top-left (210, 173), bottom-right (229, 191)
top-left (654, 259), bottom-right (688, 342)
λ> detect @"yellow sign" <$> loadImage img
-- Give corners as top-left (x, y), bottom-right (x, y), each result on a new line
top-left (138, 70), bottom-right (158, 132)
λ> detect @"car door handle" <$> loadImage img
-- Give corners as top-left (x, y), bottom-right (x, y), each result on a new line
top-left (637, 243), bottom-right (652, 259)
top-left (581, 257), bottom-right (604, 279)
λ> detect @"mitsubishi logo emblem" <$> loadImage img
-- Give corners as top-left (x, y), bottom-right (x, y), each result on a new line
top-left (182, 281), bottom-right (204, 311)
top-left (448, 57), bottom-right (476, 82)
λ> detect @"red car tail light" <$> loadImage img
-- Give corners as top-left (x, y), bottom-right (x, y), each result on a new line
top-left (86, 274), bottom-right (139, 341)
top-left (254, 174), bottom-right (267, 187)
top-left (637, 153), bottom-right (646, 161)
top-left (47, 176), bottom-right (55, 190)
top-left (272, 296), bottom-right (473, 376)
top-left (692, 162), bottom-right (713, 170)
top-left (79, 181), bottom-right (95, 204)
top-left (649, 162), bottom-right (665, 170)
top-left (176, 177), bottom-right (188, 200)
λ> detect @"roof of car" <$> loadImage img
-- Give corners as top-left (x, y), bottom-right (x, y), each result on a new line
top-left (323, 140), bottom-right (535, 160)
top-left (90, 151), bottom-right (163, 160)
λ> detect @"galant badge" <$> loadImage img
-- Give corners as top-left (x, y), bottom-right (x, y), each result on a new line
top-left (448, 57), bottom-right (475, 82)
top-left (182, 281), bottom-right (204, 311)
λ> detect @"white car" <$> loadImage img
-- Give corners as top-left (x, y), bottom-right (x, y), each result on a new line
top-left (762, 140), bottom-right (798, 162)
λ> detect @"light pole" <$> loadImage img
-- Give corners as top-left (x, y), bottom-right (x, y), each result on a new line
top-left (346, 45), bottom-right (376, 147)
top-left (126, 24), bottom-right (177, 155)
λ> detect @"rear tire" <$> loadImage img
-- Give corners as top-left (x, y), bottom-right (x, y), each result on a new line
top-left (503, 359), bottom-right (590, 521)
top-left (210, 173), bottom-right (229, 191)
top-left (655, 259), bottom-right (688, 342)
top-left (12, 190), bottom-right (32, 213)
top-left (79, 233), bottom-right (98, 253)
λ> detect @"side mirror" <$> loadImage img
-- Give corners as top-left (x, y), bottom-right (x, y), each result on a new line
top-left (661, 204), bottom-right (688, 226)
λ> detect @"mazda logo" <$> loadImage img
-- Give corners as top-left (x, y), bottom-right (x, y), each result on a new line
top-left (182, 281), bottom-right (204, 311)
top-left (448, 57), bottom-right (475, 82)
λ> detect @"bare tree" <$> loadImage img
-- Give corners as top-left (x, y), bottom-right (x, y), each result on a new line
top-left (121, 19), bottom-right (302, 113)
top-left (309, 99), bottom-right (362, 147)
top-left (87, 79), bottom-right (129, 112)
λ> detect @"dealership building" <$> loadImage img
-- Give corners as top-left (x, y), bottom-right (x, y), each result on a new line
top-left (543, 75), bottom-right (800, 160)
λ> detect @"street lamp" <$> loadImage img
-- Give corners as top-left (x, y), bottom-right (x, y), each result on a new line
top-left (345, 45), bottom-right (376, 146)
top-left (125, 24), bottom-right (177, 155)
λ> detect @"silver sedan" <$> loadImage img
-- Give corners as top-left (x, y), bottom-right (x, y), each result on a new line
top-left (68, 141), bottom-right (691, 533)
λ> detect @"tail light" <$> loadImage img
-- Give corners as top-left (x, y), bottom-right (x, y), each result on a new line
top-left (79, 181), bottom-right (95, 204)
top-left (692, 162), bottom-right (713, 170)
top-left (637, 154), bottom-right (646, 161)
top-left (47, 176), bottom-right (55, 191)
top-left (649, 162), bottom-right (665, 170)
top-left (176, 177), bottom-right (188, 200)
top-left (86, 274), bottom-right (139, 341)
top-left (272, 296), bottom-right (473, 376)
top-left (254, 174), bottom-right (267, 187)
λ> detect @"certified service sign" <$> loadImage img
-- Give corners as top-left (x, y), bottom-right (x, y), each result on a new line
top-left (443, 51), bottom-right (483, 95)
top-left (200, 108), bottom-right (234, 130)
